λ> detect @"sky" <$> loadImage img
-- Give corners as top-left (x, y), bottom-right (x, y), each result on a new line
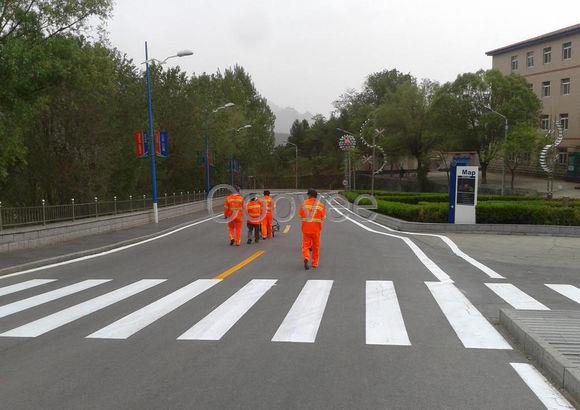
top-left (107, 0), bottom-right (580, 116)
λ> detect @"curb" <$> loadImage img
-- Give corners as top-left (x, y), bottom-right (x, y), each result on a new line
top-left (0, 212), bottom-right (215, 278)
top-left (499, 309), bottom-right (580, 405)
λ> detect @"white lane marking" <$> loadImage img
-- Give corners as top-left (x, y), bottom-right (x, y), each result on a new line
top-left (0, 280), bottom-right (111, 319)
top-left (0, 215), bottom-right (220, 280)
top-left (365, 281), bottom-right (411, 346)
top-left (546, 284), bottom-right (580, 304)
top-left (0, 279), bottom-right (57, 297)
top-left (272, 280), bottom-right (333, 343)
top-left (426, 281), bottom-right (512, 349)
top-left (330, 198), bottom-right (505, 279)
top-left (511, 363), bottom-right (574, 410)
top-left (0, 279), bottom-right (164, 337)
top-left (485, 283), bottom-right (549, 310)
top-left (329, 201), bottom-right (452, 283)
top-left (178, 279), bottom-right (277, 341)
top-left (87, 279), bottom-right (221, 339)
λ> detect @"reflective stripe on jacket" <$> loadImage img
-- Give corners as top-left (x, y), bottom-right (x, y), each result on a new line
top-left (260, 195), bottom-right (274, 215)
top-left (224, 194), bottom-right (244, 220)
top-left (246, 201), bottom-right (262, 224)
top-left (299, 198), bottom-right (326, 234)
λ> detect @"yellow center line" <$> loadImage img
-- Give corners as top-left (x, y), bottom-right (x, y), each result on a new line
top-left (213, 250), bottom-right (265, 280)
top-left (283, 225), bottom-right (291, 234)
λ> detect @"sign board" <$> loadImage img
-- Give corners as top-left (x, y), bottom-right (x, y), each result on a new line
top-left (154, 131), bottom-right (169, 158)
top-left (454, 166), bottom-right (479, 224)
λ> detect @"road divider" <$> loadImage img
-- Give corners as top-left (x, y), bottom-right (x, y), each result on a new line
top-left (214, 250), bottom-right (265, 280)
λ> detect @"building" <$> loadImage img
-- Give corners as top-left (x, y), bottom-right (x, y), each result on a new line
top-left (486, 24), bottom-right (580, 179)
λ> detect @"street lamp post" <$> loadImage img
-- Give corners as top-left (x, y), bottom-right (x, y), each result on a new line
top-left (485, 106), bottom-right (508, 196)
top-left (143, 42), bottom-right (193, 223)
top-left (204, 103), bottom-right (235, 192)
top-left (230, 125), bottom-right (252, 186)
top-left (287, 142), bottom-right (298, 189)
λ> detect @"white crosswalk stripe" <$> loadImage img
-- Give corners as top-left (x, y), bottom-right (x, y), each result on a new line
top-left (511, 363), bottom-right (574, 409)
top-left (0, 279), bottom-right (164, 338)
top-left (0, 279), bottom-right (111, 319)
top-left (426, 281), bottom-right (512, 350)
top-left (0, 279), bottom-right (57, 297)
top-left (365, 281), bottom-right (411, 346)
top-left (485, 283), bottom-right (549, 310)
top-left (272, 280), bottom-right (332, 343)
top-left (545, 284), bottom-right (580, 304)
top-left (87, 279), bottom-right (221, 339)
top-left (178, 279), bottom-right (277, 341)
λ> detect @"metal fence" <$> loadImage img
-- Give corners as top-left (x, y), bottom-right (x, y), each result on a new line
top-left (0, 190), bottom-right (217, 231)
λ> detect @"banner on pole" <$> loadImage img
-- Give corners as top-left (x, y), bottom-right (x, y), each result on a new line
top-left (134, 131), bottom-right (146, 158)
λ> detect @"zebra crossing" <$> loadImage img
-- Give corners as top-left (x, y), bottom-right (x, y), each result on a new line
top-left (0, 277), bottom-right (578, 346)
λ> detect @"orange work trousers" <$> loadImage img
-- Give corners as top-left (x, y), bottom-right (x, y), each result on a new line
top-left (261, 214), bottom-right (273, 238)
top-left (302, 232), bottom-right (321, 267)
top-left (228, 219), bottom-right (243, 245)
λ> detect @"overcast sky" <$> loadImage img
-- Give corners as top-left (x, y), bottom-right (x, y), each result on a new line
top-left (107, 0), bottom-right (580, 116)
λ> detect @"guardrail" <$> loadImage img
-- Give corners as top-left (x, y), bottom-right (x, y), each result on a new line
top-left (0, 191), bottom-right (211, 231)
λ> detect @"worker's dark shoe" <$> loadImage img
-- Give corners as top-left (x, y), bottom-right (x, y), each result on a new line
top-left (230, 239), bottom-right (235, 246)
top-left (312, 264), bottom-right (318, 269)
top-left (304, 259), bottom-right (310, 270)
top-left (247, 239), bottom-right (252, 244)
top-left (236, 243), bottom-right (241, 246)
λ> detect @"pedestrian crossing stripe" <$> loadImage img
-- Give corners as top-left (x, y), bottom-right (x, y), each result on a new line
top-left (0, 278), bottom-right (578, 346)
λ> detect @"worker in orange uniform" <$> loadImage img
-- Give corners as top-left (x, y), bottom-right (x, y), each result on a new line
top-left (299, 188), bottom-right (326, 270)
top-left (246, 194), bottom-right (263, 244)
top-left (260, 190), bottom-right (275, 239)
top-left (224, 186), bottom-right (244, 246)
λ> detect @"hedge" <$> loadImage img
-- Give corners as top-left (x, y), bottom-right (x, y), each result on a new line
top-left (340, 191), bottom-right (580, 225)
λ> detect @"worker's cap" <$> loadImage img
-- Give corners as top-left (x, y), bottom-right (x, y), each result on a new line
top-left (263, 190), bottom-right (270, 195)
top-left (307, 188), bottom-right (317, 197)
top-left (234, 185), bottom-right (241, 192)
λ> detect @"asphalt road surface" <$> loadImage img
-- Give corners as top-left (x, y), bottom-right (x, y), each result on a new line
top-left (0, 193), bottom-right (577, 409)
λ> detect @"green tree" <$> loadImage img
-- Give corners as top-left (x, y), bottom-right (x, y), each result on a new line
top-left (503, 124), bottom-right (542, 189)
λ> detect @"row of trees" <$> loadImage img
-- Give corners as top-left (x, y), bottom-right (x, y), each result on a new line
top-left (276, 68), bottom-right (542, 191)
top-left (0, 1), bottom-right (275, 206)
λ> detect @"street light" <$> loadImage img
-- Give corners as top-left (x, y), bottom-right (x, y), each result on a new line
top-left (205, 103), bottom-right (235, 192)
top-left (143, 42), bottom-right (193, 223)
top-left (230, 125), bottom-right (252, 186)
top-left (286, 141), bottom-right (298, 190)
top-left (484, 105), bottom-right (508, 196)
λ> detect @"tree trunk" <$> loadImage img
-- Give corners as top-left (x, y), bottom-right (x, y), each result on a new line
top-left (416, 156), bottom-right (429, 191)
top-left (510, 169), bottom-right (515, 189)
top-left (480, 162), bottom-right (488, 185)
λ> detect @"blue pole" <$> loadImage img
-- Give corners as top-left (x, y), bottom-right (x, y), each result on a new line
top-left (204, 119), bottom-right (210, 192)
top-left (145, 41), bottom-right (159, 223)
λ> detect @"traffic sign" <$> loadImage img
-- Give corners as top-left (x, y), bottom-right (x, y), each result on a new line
top-left (342, 179), bottom-right (348, 187)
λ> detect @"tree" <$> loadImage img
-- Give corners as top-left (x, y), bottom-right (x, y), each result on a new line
top-left (503, 124), bottom-right (542, 189)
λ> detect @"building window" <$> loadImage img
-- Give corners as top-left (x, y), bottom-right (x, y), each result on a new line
top-left (541, 115), bottom-right (550, 130)
top-left (543, 47), bottom-right (552, 64)
top-left (542, 81), bottom-right (551, 97)
top-left (527, 51), bottom-right (534, 68)
top-left (511, 55), bottom-right (518, 71)
top-left (558, 151), bottom-right (568, 165)
top-left (528, 82), bottom-right (533, 92)
top-left (563, 42), bottom-right (572, 60)
top-left (559, 113), bottom-right (569, 130)
top-left (561, 78), bottom-right (571, 95)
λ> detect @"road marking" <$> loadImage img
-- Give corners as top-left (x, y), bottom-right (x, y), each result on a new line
top-left (485, 283), bottom-right (549, 310)
top-left (365, 281), bottom-right (411, 346)
top-left (178, 279), bottom-right (276, 341)
top-left (0, 279), bottom-right (164, 338)
top-left (272, 280), bottom-right (332, 343)
top-left (329, 201), bottom-right (452, 283)
top-left (0, 215), bottom-right (220, 280)
top-left (329, 197), bottom-right (505, 279)
top-left (213, 251), bottom-right (265, 280)
top-left (425, 281), bottom-right (512, 349)
top-left (87, 279), bottom-right (221, 339)
top-left (0, 279), bottom-right (111, 319)
top-left (510, 363), bottom-right (574, 409)
top-left (0, 279), bottom-right (57, 297)
top-left (546, 284), bottom-right (580, 304)
top-left (282, 225), bottom-right (291, 234)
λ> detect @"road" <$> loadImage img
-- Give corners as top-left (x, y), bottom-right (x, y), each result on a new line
top-left (0, 192), bottom-right (577, 409)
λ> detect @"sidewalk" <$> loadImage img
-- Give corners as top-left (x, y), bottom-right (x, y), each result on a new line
top-left (0, 208), bottom-right (213, 272)
top-left (429, 171), bottom-right (580, 198)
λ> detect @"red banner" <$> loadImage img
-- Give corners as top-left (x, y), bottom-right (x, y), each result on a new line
top-left (154, 131), bottom-right (161, 156)
top-left (134, 131), bottom-right (145, 157)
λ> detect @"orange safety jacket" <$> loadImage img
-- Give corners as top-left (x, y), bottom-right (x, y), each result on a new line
top-left (224, 193), bottom-right (244, 221)
top-left (259, 195), bottom-right (274, 215)
top-left (246, 200), bottom-right (262, 224)
top-left (299, 198), bottom-right (326, 234)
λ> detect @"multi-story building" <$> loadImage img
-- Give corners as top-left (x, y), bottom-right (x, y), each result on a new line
top-left (486, 24), bottom-right (580, 179)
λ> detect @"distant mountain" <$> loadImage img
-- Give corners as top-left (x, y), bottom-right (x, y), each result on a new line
top-left (268, 100), bottom-right (313, 136)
